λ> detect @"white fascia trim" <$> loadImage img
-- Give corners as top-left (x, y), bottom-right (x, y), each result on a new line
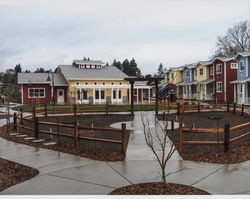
top-left (224, 62), bottom-right (227, 101)
top-left (246, 57), bottom-right (249, 76)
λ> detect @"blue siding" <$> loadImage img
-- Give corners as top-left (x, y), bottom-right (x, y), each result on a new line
top-left (183, 68), bottom-right (194, 83)
top-left (237, 56), bottom-right (247, 80)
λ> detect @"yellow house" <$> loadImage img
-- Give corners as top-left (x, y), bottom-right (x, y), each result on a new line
top-left (194, 61), bottom-right (214, 101)
top-left (57, 59), bottom-right (130, 104)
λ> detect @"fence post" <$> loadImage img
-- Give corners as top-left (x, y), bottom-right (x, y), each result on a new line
top-left (13, 112), bottom-right (17, 131)
top-left (227, 102), bottom-right (230, 112)
top-left (171, 120), bottom-right (174, 132)
top-left (32, 107), bottom-right (36, 119)
top-left (121, 123), bottom-right (126, 159)
top-left (198, 102), bottom-right (200, 113)
top-left (44, 104), bottom-right (48, 117)
top-left (74, 104), bottom-right (77, 117)
top-left (20, 108), bottom-right (23, 125)
top-left (34, 117), bottom-right (39, 139)
top-left (74, 120), bottom-right (80, 146)
top-left (224, 123), bottom-right (230, 153)
top-left (241, 104), bottom-right (244, 116)
top-left (179, 122), bottom-right (183, 155)
top-left (177, 103), bottom-right (180, 115)
top-left (106, 102), bottom-right (109, 115)
top-left (233, 103), bottom-right (236, 114)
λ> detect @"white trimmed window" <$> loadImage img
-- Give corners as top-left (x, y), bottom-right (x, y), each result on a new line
top-left (185, 70), bottom-right (189, 78)
top-left (28, 88), bottom-right (45, 98)
top-left (199, 68), bottom-right (204, 76)
top-left (210, 66), bottom-right (214, 76)
top-left (216, 64), bottom-right (222, 74)
top-left (239, 60), bottom-right (245, 71)
top-left (216, 82), bottom-right (222, 93)
top-left (231, 63), bottom-right (238, 69)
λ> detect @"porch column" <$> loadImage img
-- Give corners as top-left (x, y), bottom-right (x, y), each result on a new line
top-left (111, 87), bottom-right (113, 104)
top-left (234, 84), bottom-right (236, 103)
top-left (242, 83), bottom-right (245, 104)
top-left (130, 81), bottom-right (134, 116)
top-left (99, 88), bottom-right (101, 104)
top-left (148, 88), bottom-right (151, 103)
top-left (155, 80), bottom-right (159, 115)
top-left (141, 89), bottom-right (144, 104)
top-left (204, 84), bottom-right (207, 101)
top-left (189, 85), bottom-right (191, 99)
top-left (136, 88), bottom-right (139, 104)
top-left (93, 88), bottom-right (95, 104)
top-left (116, 87), bottom-right (119, 104)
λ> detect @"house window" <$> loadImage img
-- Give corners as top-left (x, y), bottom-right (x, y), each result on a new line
top-left (85, 82), bottom-right (88, 85)
top-left (239, 60), bottom-right (245, 71)
top-left (94, 82), bottom-right (97, 85)
top-left (101, 90), bottom-right (105, 99)
top-left (103, 82), bottom-right (105, 85)
top-left (77, 90), bottom-right (81, 100)
top-left (95, 90), bottom-right (99, 99)
top-left (28, 88), bottom-right (45, 98)
top-left (91, 65), bottom-right (95, 69)
top-left (111, 82), bottom-right (114, 85)
top-left (171, 73), bottom-right (174, 79)
top-left (216, 82), bottom-right (222, 93)
top-left (199, 68), bottom-right (203, 76)
top-left (82, 90), bottom-right (87, 99)
top-left (86, 65), bottom-right (90, 69)
top-left (185, 70), bottom-right (189, 78)
top-left (216, 64), bottom-right (222, 74)
top-left (113, 90), bottom-right (116, 99)
top-left (231, 63), bottom-right (238, 69)
top-left (119, 82), bottom-right (122, 85)
top-left (210, 66), bottom-right (214, 76)
top-left (118, 89), bottom-right (122, 99)
top-left (96, 65), bottom-right (101, 69)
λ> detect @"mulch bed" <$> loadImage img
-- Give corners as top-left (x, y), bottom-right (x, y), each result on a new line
top-left (158, 111), bottom-right (250, 164)
top-left (109, 182), bottom-right (209, 195)
top-left (0, 158), bottom-right (39, 192)
top-left (0, 114), bottom-right (133, 162)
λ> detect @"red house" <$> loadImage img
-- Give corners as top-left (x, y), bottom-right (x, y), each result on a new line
top-left (18, 73), bottom-right (68, 105)
top-left (210, 57), bottom-right (237, 103)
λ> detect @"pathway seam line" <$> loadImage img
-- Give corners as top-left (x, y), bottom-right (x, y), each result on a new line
top-left (47, 173), bottom-right (116, 189)
top-left (106, 162), bottom-right (134, 185)
top-left (191, 165), bottom-right (225, 186)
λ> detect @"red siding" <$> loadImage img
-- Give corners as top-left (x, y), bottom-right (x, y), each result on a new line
top-left (22, 84), bottom-right (51, 104)
top-left (213, 59), bottom-right (237, 102)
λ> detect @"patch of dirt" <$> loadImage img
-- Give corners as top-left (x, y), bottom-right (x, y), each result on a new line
top-left (158, 111), bottom-right (250, 164)
top-left (0, 158), bottom-right (39, 192)
top-left (109, 182), bottom-right (209, 195)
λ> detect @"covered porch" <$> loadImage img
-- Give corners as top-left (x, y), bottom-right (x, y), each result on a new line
top-left (232, 78), bottom-right (250, 105)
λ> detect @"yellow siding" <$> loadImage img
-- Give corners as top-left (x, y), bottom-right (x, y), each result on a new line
top-left (196, 64), bottom-right (208, 81)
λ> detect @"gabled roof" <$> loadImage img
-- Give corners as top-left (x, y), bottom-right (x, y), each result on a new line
top-left (17, 73), bottom-right (68, 86)
top-left (235, 52), bottom-right (250, 59)
top-left (196, 60), bottom-right (212, 66)
top-left (211, 56), bottom-right (234, 63)
top-left (58, 65), bottom-right (128, 80)
top-left (73, 60), bottom-right (105, 65)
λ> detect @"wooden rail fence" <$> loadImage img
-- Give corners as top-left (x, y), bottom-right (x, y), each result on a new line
top-left (13, 113), bottom-right (127, 158)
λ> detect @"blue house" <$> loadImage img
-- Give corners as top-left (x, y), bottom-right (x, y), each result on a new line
top-left (179, 63), bottom-right (197, 100)
top-left (232, 52), bottom-right (250, 105)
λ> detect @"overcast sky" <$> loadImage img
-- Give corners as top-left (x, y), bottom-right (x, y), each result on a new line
top-left (0, 0), bottom-right (250, 75)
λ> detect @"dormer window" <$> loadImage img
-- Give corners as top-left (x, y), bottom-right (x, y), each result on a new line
top-left (96, 65), bottom-right (101, 69)
top-left (185, 70), bottom-right (189, 78)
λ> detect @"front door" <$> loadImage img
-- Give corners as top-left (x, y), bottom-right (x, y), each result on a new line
top-left (57, 89), bottom-right (64, 104)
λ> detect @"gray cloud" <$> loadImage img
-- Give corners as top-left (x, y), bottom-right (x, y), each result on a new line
top-left (0, 0), bottom-right (250, 74)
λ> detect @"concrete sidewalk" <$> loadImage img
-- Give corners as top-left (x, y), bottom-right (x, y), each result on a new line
top-left (0, 109), bottom-right (250, 194)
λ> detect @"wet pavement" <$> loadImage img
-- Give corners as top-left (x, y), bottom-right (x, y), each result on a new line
top-left (0, 106), bottom-right (250, 195)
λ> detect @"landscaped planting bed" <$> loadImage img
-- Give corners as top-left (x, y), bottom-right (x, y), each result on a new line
top-left (1, 114), bottom-right (133, 161)
top-left (158, 111), bottom-right (250, 164)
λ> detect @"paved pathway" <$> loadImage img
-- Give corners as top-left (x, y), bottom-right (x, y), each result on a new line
top-left (0, 107), bottom-right (250, 195)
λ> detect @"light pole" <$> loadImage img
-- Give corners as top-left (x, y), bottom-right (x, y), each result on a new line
top-left (47, 72), bottom-right (55, 113)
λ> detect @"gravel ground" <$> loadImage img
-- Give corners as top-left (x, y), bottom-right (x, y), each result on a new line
top-left (109, 182), bottom-right (209, 195)
top-left (158, 111), bottom-right (250, 164)
top-left (0, 158), bottom-right (39, 192)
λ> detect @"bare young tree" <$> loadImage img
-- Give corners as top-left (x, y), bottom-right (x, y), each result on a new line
top-left (141, 113), bottom-right (176, 193)
top-left (214, 20), bottom-right (250, 57)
